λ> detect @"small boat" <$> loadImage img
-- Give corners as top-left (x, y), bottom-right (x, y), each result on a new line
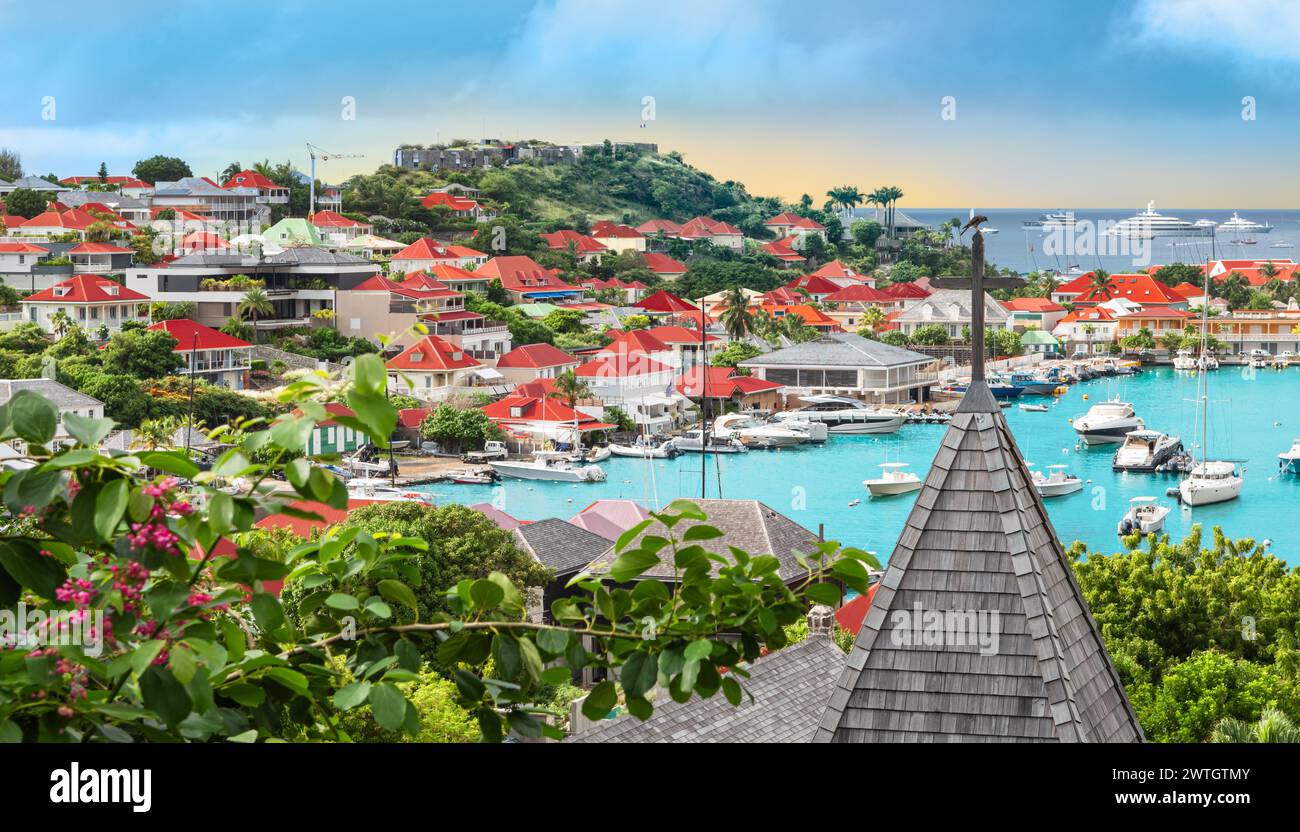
top-left (1198, 354), bottom-right (1220, 371)
top-left (1004, 372), bottom-right (1060, 396)
top-left (1019, 403), bottom-right (1048, 413)
top-left (1072, 398), bottom-right (1144, 445)
top-left (346, 478), bottom-right (436, 503)
top-left (1117, 497), bottom-right (1170, 536)
top-left (863, 462), bottom-right (922, 497)
top-left (489, 451), bottom-right (607, 482)
top-left (1270, 241), bottom-right (1294, 249)
top-left (948, 381), bottom-right (1025, 398)
top-left (1113, 430), bottom-right (1183, 472)
top-left (609, 438), bottom-right (680, 459)
top-left (1172, 348), bottom-right (1197, 371)
top-left (1278, 439), bottom-right (1300, 474)
top-left (674, 429), bottom-right (746, 453)
top-left (713, 413), bottom-right (802, 448)
top-left (446, 467), bottom-right (497, 485)
top-left (565, 446), bottom-right (612, 463)
top-left (1178, 460), bottom-right (1242, 506)
top-left (1031, 464), bottom-right (1083, 497)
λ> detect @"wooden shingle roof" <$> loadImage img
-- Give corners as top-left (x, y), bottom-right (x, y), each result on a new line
top-left (815, 382), bottom-right (1143, 743)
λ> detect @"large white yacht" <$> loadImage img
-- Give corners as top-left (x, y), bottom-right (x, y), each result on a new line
top-left (1179, 461), bottom-right (1243, 506)
top-left (712, 414), bottom-right (803, 449)
top-left (1072, 398), bottom-right (1144, 445)
top-left (489, 451), bottom-right (606, 482)
top-left (1217, 212), bottom-right (1273, 234)
top-left (1023, 210), bottom-right (1076, 230)
top-left (772, 395), bottom-right (907, 435)
top-left (1106, 202), bottom-right (1210, 239)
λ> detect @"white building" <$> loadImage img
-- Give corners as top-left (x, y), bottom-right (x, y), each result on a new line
top-left (20, 274), bottom-right (151, 335)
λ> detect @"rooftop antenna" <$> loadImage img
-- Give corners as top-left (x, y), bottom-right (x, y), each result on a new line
top-left (306, 143), bottom-right (364, 218)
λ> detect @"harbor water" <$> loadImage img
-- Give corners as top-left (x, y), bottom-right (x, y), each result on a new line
top-left (413, 365), bottom-right (1300, 565)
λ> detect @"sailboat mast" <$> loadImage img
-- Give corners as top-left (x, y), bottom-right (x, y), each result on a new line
top-left (699, 295), bottom-right (708, 499)
top-left (1199, 257), bottom-right (1211, 466)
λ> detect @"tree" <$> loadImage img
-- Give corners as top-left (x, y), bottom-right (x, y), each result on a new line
top-left (718, 287), bottom-right (754, 341)
top-left (3, 188), bottom-right (48, 219)
top-left (101, 328), bottom-right (185, 379)
top-left (910, 324), bottom-right (951, 346)
top-left (97, 162), bottom-right (108, 183)
top-left (1213, 708), bottom-right (1300, 743)
top-left (48, 311), bottom-right (72, 340)
top-left (1120, 326), bottom-right (1157, 352)
top-left (620, 314), bottom-right (651, 330)
top-left (710, 341), bottom-right (761, 368)
top-left (220, 161), bottom-right (243, 182)
top-left (0, 147), bottom-right (21, 181)
top-left (237, 286), bottom-right (275, 342)
top-left (1088, 269), bottom-right (1112, 300)
top-left (549, 369), bottom-right (591, 419)
top-left (220, 317), bottom-right (252, 341)
top-left (418, 403), bottom-right (503, 452)
top-left (80, 372), bottom-right (153, 426)
top-left (850, 219), bottom-right (883, 249)
top-left (859, 306), bottom-right (887, 336)
top-left (131, 155), bottom-right (192, 184)
top-left (132, 415), bottom-right (185, 450)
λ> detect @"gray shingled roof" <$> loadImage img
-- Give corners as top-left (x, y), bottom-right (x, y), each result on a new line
top-left (153, 177), bottom-right (249, 197)
top-left (0, 379), bottom-right (103, 409)
top-left (572, 636), bottom-right (845, 743)
top-left (738, 332), bottom-right (932, 369)
top-left (58, 191), bottom-right (149, 210)
top-left (512, 518), bottom-right (616, 576)
top-left (814, 381), bottom-right (1143, 743)
top-left (6, 176), bottom-right (69, 192)
top-left (263, 247), bottom-right (369, 266)
top-left (584, 498), bottom-right (822, 583)
top-left (895, 288), bottom-right (1010, 326)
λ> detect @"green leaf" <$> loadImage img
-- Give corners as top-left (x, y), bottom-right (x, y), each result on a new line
top-left (624, 694), bottom-right (653, 721)
top-left (228, 729), bottom-right (258, 743)
top-left (536, 628), bottom-right (569, 655)
top-left (140, 451), bottom-right (200, 479)
top-left (581, 681), bottom-right (617, 721)
top-left (607, 549), bottom-right (660, 583)
top-left (804, 582), bottom-right (842, 606)
top-left (682, 524), bottom-right (724, 541)
top-left (615, 519), bottom-right (653, 553)
top-left (8, 390), bottom-right (57, 445)
top-left (684, 639), bottom-right (714, 662)
top-left (209, 492), bottom-right (234, 534)
top-left (62, 412), bottom-right (115, 447)
top-left (352, 352), bottom-right (386, 395)
top-left (368, 682), bottom-right (408, 731)
top-left (325, 592), bottom-right (359, 611)
top-left (128, 488), bottom-right (154, 524)
top-left (0, 720), bottom-right (21, 743)
top-left (94, 479), bottom-right (129, 542)
top-left (138, 665), bottom-right (193, 728)
top-left (333, 680), bottom-right (371, 710)
top-left (722, 676), bottom-right (743, 706)
top-left (345, 390), bottom-right (397, 448)
top-left (620, 651), bottom-right (658, 698)
top-left (224, 683), bottom-right (265, 707)
top-left (377, 579), bottom-right (418, 619)
top-left (265, 667), bottom-right (309, 696)
top-left (469, 578), bottom-right (504, 610)
top-left (131, 640), bottom-right (166, 677)
top-left (0, 541), bottom-right (67, 599)
top-left (250, 592), bottom-right (287, 633)
top-left (518, 636), bottom-right (544, 683)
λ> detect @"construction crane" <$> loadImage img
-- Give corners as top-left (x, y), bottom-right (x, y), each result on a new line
top-left (306, 142), bottom-right (363, 217)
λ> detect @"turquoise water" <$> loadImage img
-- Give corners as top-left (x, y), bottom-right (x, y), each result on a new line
top-left (414, 366), bottom-right (1300, 565)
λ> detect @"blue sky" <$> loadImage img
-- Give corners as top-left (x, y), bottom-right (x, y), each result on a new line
top-left (3, 0), bottom-right (1300, 206)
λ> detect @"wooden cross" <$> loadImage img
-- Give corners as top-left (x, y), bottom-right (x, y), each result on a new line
top-left (929, 224), bottom-right (1024, 382)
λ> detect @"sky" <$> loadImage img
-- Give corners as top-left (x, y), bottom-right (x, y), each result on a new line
top-left (3, 0), bottom-right (1300, 207)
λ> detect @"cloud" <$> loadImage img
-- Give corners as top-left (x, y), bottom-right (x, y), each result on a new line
top-left (1133, 0), bottom-right (1300, 61)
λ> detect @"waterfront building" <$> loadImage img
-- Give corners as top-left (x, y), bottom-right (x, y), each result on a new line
top-left (738, 332), bottom-right (936, 404)
top-left (894, 288), bottom-right (1010, 339)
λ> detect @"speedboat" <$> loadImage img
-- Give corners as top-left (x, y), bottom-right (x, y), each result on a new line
top-left (609, 437), bottom-right (680, 459)
top-left (1270, 241), bottom-right (1294, 249)
top-left (1072, 398), bottom-right (1144, 445)
top-left (776, 418), bottom-right (828, 443)
top-left (445, 467), bottom-right (497, 485)
top-left (1178, 460), bottom-right (1242, 506)
top-left (1198, 354), bottom-right (1220, 370)
top-left (772, 395), bottom-right (907, 434)
top-left (1117, 497), bottom-right (1171, 537)
top-left (1003, 372), bottom-right (1060, 396)
top-left (863, 463), bottom-right (922, 497)
top-left (346, 478), bottom-right (436, 503)
top-left (674, 429), bottom-right (746, 453)
top-left (1218, 212), bottom-right (1273, 234)
top-left (1172, 348), bottom-right (1197, 370)
top-left (565, 446), bottom-right (612, 463)
top-left (1280, 440), bottom-right (1300, 474)
top-left (489, 451), bottom-right (607, 482)
top-left (1112, 430), bottom-right (1183, 472)
top-left (1019, 403), bottom-right (1048, 412)
top-left (713, 413), bottom-right (802, 448)
top-left (1031, 464), bottom-right (1083, 497)
top-left (948, 380), bottom-right (1025, 399)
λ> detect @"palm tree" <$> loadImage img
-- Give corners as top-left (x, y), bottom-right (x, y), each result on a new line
top-left (549, 369), bottom-right (593, 452)
top-left (1081, 323), bottom-right (1096, 355)
top-left (883, 186), bottom-right (905, 239)
top-left (1088, 269), bottom-right (1112, 301)
top-left (220, 316), bottom-right (252, 341)
top-left (867, 188), bottom-right (888, 229)
top-left (1212, 708), bottom-right (1300, 743)
top-left (237, 286), bottom-right (274, 343)
top-left (49, 311), bottom-right (71, 340)
top-left (132, 416), bottom-right (185, 451)
top-left (1260, 261), bottom-right (1280, 280)
top-left (860, 305), bottom-right (887, 336)
top-left (718, 287), bottom-right (754, 341)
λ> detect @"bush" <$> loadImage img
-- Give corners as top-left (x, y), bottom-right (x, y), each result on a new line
top-left (336, 668), bottom-right (481, 743)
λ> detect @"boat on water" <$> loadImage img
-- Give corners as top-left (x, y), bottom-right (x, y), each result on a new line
top-left (713, 413), bottom-right (803, 448)
top-left (1002, 371), bottom-right (1060, 396)
top-left (346, 478), bottom-right (436, 503)
top-left (1230, 239), bottom-right (1258, 246)
top-left (564, 446), bottom-right (612, 463)
top-left (1278, 439), bottom-right (1300, 474)
top-left (1117, 497), bottom-right (1171, 536)
top-left (863, 463), bottom-right (922, 497)
top-left (608, 437), bottom-right (680, 459)
top-left (1023, 210), bottom-right (1076, 230)
top-left (1105, 202), bottom-right (1210, 239)
top-left (1179, 460), bottom-right (1243, 506)
top-left (1218, 212), bottom-right (1273, 234)
top-left (772, 395), bottom-right (907, 434)
top-left (948, 380), bottom-right (1025, 399)
top-left (445, 467), bottom-right (498, 485)
top-left (1019, 403), bottom-right (1048, 412)
top-left (489, 451), bottom-right (607, 482)
top-left (1113, 430), bottom-right (1183, 472)
top-left (1031, 464), bottom-right (1083, 497)
top-left (675, 429), bottom-right (746, 453)
top-left (1270, 241), bottom-right (1294, 249)
top-left (1199, 354), bottom-right (1220, 371)
top-left (1172, 348), bottom-right (1198, 370)
top-left (1072, 398), bottom-right (1144, 445)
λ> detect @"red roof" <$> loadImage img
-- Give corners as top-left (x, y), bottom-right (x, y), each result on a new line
top-left (22, 209), bottom-right (98, 231)
top-left (765, 212), bottom-right (825, 231)
top-left (835, 584), bottom-right (879, 635)
top-left (761, 304), bottom-right (840, 329)
top-left (496, 343), bottom-right (578, 369)
top-left (1073, 273), bottom-right (1183, 305)
top-left (255, 499), bottom-right (382, 539)
top-left (641, 252), bottom-right (687, 274)
top-left (677, 216), bottom-right (742, 238)
top-left (0, 242), bottom-right (49, 253)
top-left (881, 281), bottom-right (930, 299)
top-left (645, 325), bottom-right (717, 345)
top-left (514, 378), bottom-right (559, 397)
top-left (810, 259), bottom-right (865, 281)
top-left (1171, 282), bottom-right (1204, 298)
top-left (822, 284), bottom-right (894, 304)
top-left (482, 395), bottom-right (598, 425)
top-left (583, 276), bottom-right (649, 291)
top-left (635, 290), bottom-right (696, 314)
top-left (541, 229), bottom-right (608, 254)
top-left (68, 242), bottom-right (132, 254)
top-left (420, 191), bottom-right (483, 212)
top-left (575, 352), bottom-right (671, 378)
top-left (475, 256), bottom-right (571, 292)
top-left (352, 274), bottom-right (459, 300)
top-left (1057, 308), bottom-right (1115, 324)
top-left (150, 207), bottom-right (211, 222)
top-left (590, 220), bottom-right (644, 239)
top-left (25, 274), bottom-right (149, 303)
top-left (759, 287), bottom-right (803, 306)
top-left (386, 335), bottom-right (480, 371)
top-left (311, 210), bottom-right (371, 229)
top-left (391, 237), bottom-right (486, 263)
top-left (60, 175), bottom-right (143, 186)
top-left (1, 216), bottom-right (27, 229)
top-left (635, 219), bottom-right (682, 235)
top-left (676, 366), bottom-right (782, 398)
top-left (422, 264), bottom-right (487, 285)
top-left (398, 408), bottom-right (431, 429)
top-left (148, 318), bottom-right (252, 350)
top-left (786, 274), bottom-right (842, 295)
top-left (761, 238), bottom-right (805, 262)
top-left (223, 170), bottom-right (281, 191)
top-left (179, 231), bottom-right (228, 250)
top-left (1001, 297), bottom-right (1065, 313)
top-left (1052, 273), bottom-right (1096, 295)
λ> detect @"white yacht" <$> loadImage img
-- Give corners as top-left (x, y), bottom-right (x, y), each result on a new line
top-left (773, 395), bottom-right (907, 435)
top-left (1030, 464), bottom-right (1083, 497)
top-left (1278, 439), bottom-right (1300, 475)
top-left (609, 437), bottom-right (680, 459)
top-left (675, 429), bottom-right (746, 453)
top-left (1178, 461), bottom-right (1243, 506)
top-left (863, 463), bottom-right (922, 496)
top-left (346, 478), bottom-right (436, 503)
top-left (1106, 202), bottom-right (1210, 239)
top-left (1217, 212), bottom-right (1273, 234)
top-left (1117, 497), bottom-right (1171, 536)
top-left (1023, 210), bottom-right (1076, 230)
top-left (1113, 430), bottom-right (1183, 472)
top-left (1172, 348), bottom-right (1198, 370)
top-left (1198, 354), bottom-right (1220, 371)
top-left (713, 413), bottom-right (802, 448)
top-left (489, 451), bottom-right (607, 482)
top-left (1072, 399), bottom-right (1144, 445)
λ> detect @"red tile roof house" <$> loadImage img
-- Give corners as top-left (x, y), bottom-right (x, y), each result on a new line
top-left (221, 170), bottom-right (289, 204)
top-left (149, 318), bottom-right (253, 390)
top-left (820, 284), bottom-right (898, 332)
top-left (643, 325), bottom-right (719, 369)
top-left (1051, 308), bottom-right (1118, 355)
top-left (13, 208), bottom-right (101, 240)
top-left (385, 334), bottom-right (485, 400)
top-left (475, 255), bottom-right (583, 303)
top-left (481, 393), bottom-right (615, 446)
top-left (494, 342), bottom-right (581, 385)
top-left (336, 273), bottom-right (510, 356)
top-left (675, 216), bottom-right (744, 250)
top-left (311, 210), bottom-right (373, 243)
top-left (633, 289), bottom-right (697, 317)
top-left (540, 229), bottom-right (609, 264)
top-left (634, 219), bottom-right (682, 237)
top-left (760, 236), bottom-right (807, 266)
top-left (1114, 306), bottom-right (1196, 341)
top-left (810, 259), bottom-right (874, 287)
top-left (1001, 297), bottom-right (1067, 333)
top-left (390, 237), bottom-right (489, 271)
top-left (1069, 273), bottom-right (1187, 309)
top-left (67, 242), bottom-right (135, 274)
top-left (0, 242), bottom-right (51, 290)
top-left (764, 212), bottom-right (827, 244)
top-left (575, 347), bottom-right (686, 434)
top-left (21, 274), bottom-right (151, 335)
top-left (580, 276), bottom-right (649, 304)
top-left (785, 273), bottom-right (844, 302)
top-left (641, 251), bottom-right (687, 280)
top-left (676, 365), bottom-right (784, 411)
top-left (420, 190), bottom-right (496, 221)
top-left (588, 220), bottom-right (646, 253)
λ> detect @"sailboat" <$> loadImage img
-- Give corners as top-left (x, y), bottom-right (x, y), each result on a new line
top-left (1178, 260), bottom-right (1243, 507)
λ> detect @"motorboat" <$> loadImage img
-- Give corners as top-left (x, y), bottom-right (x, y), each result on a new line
top-left (772, 395), bottom-right (907, 434)
top-left (1019, 403), bottom-right (1049, 412)
top-left (863, 463), bottom-right (922, 497)
top-left (776, 418), bottom-right (829, 443)
top-left (1178, 460), bottom-right (1243, 506)
top-left (1072, 398), bottom-right (1144, 445)
top-left (674, 429), bottom-right (746, 453)
top-left (1003, 372), bottom-right (1060, 396)
top-left (1023, 210), bottom-right (1076, 230)
top-left (445, 467), bottom-right (497, 485)
top-left (947, 380), bottom-right (1025, 399)
top-left (1117, 497), bottom-right (1171, 537)
top-left (346, 478), bottom-right (436, 503)
top-left (609, 437), bottom-right (680, 459)
top-left (489, 451), bottom-right (607, 482)
top-left (1279, 439), bottom-right (1300, 474)
top-left (1198, 354), bottom-right (1220, 371)
top-left (713, 413), bottom-right (802, 448)
top-left (1031, 464), bottom-right (1083, 497)
top-left (1218, 212), bottom-right (1273, 234)
top-left (1112, 430), bottom-right (1183, 472)
top-left (1105, 202), bottom-right (1210, 239)
top-left (1172, 348), bottom-right (1197, 370)
top-left (565, 446), bottom-right (612, 463)
top-left (1270, 241), bottom-right (1294, 249)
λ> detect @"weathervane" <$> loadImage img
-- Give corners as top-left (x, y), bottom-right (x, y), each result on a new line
top-left (931, 215), bottom-right (1024, 384)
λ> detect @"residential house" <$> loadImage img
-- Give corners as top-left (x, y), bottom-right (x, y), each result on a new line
top-left (344, 234), bottom-right (406, 262)
top-left (494, 343), bottom-right (581, 385)
top-left (760, 303), bottom-right (841, 332)
top-left (510, 519), bottom-right (619, 624)
top-left (221, 170), bottom-right (289, 205)
top-left (261, 218), bottom-right (323, 248)
top-left (311, 211), bottom-right (372, 244)
top-left (481, 393), bottom-right (614, 450)
top-left (419, 263), bottom-right (491, 294)
top-left (1114, 307), bottom-right (1196, 345)
top-left (336, 273), bottom-right (509, 356)
top-left (304, 403), bottom-right (367, 456)
top-left (1052, 308), bottom-right (1117, 354)
top-left (67, 242), bottom-right (134, 274)
top-left (152, 177), bottom-right (265, 225)
top-left (58, 190), bottom-right (152, 226)
top-left (820, 284), bottom-right (897, 332)
top-left (759, 237), bottom-right (806, 266)
top-left (567, 499), bottom-right (650, 541)
top-left (634, 219), bottom-right (682, 238)
top-left (575, 346), bottom-right (685, 434)
top-left (675, 365), bottom-right (784, 411)
top-left (634, 289), bottom-right (696, 318)
top-left (738, 333), bottom-right (937, 404)
top-left (1070, 273), bottom-right (1187, 309)
top-left (1001, 297), bottom-right (1067, 333)
top-left (148, 318), bottom-right (252, 389)
top-left (1190, 304), bottom-right (1300, 355)
top-left (641, 252), bottom-right (687, 280)
top-left (581, 276), bottom-right (648, 304)
top-left (764, 212), bottom-right (827, 244)
top-left (589, 221), bottom-right (646, 253)
top-left (0, 176), bottom-right (71, 197)
top-left (385, 334), bottom-right (482, 398)
top-left (880, 281), bottom-right (930, 307)
top-left (21, 274), bottom-right (150, 334)
top-left (676, 216), bottom-right (743, 250)
top-left (541, 230), bottom-right (608, 264)
top-left (0, 242), bottom-right (51, 290)
top-left (393, 237), bottom-right (492, 272)
top-left (810, 259), bottom-right (874, 287)
top-left (894, 289), bottom-right (1010, 340)
top-left (13, 208), bottom-right (100, 240)
top-left (643, 325), bottom-right (718, 369)
top-left (1019, 329), bottom-right (1061, 355)
top-left (420, 190), bottom-right (495, 221)
top-left (475, 255), bottom-right (581, 303)
top-left (0, 379), bottom-right (104, 442)
top-left (784, 274), bottom-right (843, 303)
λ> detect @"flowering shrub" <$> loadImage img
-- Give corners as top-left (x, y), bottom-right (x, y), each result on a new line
top-left (0, 353), bottom-right (876, 743)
